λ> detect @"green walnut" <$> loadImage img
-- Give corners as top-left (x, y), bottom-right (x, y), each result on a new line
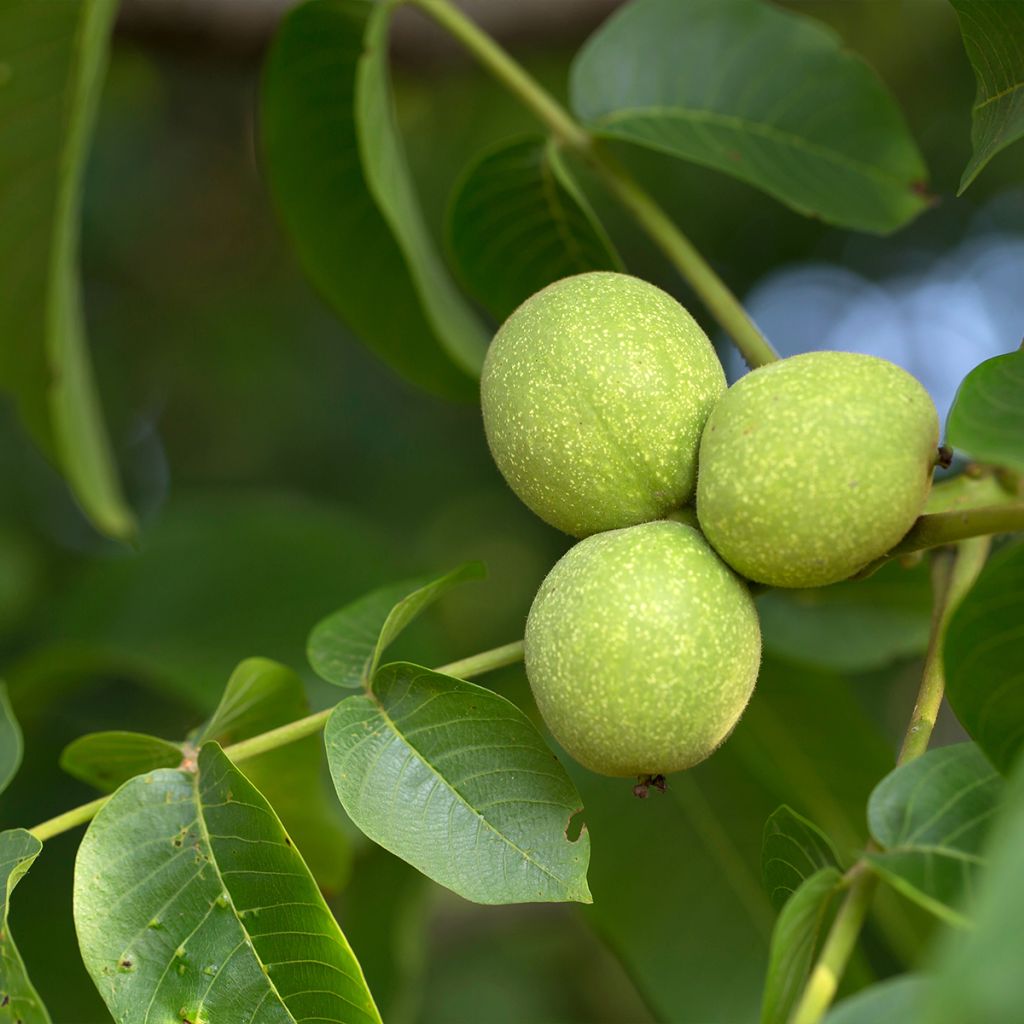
top-left (697, 351), bottom-right (939, 588)
top-left (525, 520), bottom-right (762, 777)
top-left (481, 272), bottom-right (726, 537)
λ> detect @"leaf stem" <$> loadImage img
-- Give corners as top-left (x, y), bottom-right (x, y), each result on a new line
top-left (407, 0), bottom-right (778, 369)
top-left (788, 538), bottom-right (991, 1024)
top-left (26, 640), bottom-right (526, 843)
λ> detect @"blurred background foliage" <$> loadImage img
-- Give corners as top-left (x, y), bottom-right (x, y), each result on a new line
top-left (0, 1), bottom-right (1021, 1021)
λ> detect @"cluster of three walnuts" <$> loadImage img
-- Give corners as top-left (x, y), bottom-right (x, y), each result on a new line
top-left (481, 273), bottom-right (939, 781)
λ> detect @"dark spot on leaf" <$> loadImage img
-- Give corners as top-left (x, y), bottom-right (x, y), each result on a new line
top-left (1, 994), bottom-right (9, 1006)
top-left (284, 836), bottom-right (292, 846)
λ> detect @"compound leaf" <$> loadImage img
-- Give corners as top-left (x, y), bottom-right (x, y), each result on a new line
top-left (866, 743), bottom-right (1003, 926)
top-left (74, 743), bottom-right (380, 1024)
top-left (324, 662), bottom-right (591, 905)
top-left (571, 0), bottom-right (928, 233)
top-left (0, 829), bottom-right (51, 1024)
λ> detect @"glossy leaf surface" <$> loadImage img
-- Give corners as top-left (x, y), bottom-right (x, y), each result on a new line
top-left (325, 662), bottom-right (591, 905)
top-left (946, 350), bottom-right (1024, 475)
top-left (74, 743), bottom-right (380, 1024)
top-left (571, 0), bottom-right (929, 232)
top-left (867, 743), bottom-right (1003, 926)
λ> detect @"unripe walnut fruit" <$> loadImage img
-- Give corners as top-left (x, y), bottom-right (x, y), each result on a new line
top-left (697, 351), bottom-right (939, 588)
top-left (525, 521), bottom-right (761, 777)
top-left (481, 272), bottom-right (726, 537)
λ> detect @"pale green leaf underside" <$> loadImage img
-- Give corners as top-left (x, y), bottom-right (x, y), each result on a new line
top-left (0, 828), bottom-right (51, 1024)
top-left (760, 867), bottom-right (842, 1024)
top-left (761, 805), bottom-right (841, 911)
top-left (950, 0), bottom-right (1024, 192)
top-left (447, 135), bottom-right (621, 322)
top-left (74, 743), bottom-right (380, 1024)
top-left (325, 662), bottom-right (591, 905)
top-left (0, 684), bottom-right (23, 798)
top-left (261, 0), bottom-right (476, 399)
top-left (0, 0), bottom-right (134, 540)
top-left (866, 743), bottom-right (1003, 925)
top-left (823, 976), bottom-right (932, 1024)
top-left (946, 350), bottom-right (1024, 476)
top-left (570, 0), bottom-right (928, 233)
top-left (945, 541), bottom-right (1024, 775)
top-left (308, 562), bottom-right (485, 689)
top-left (60, 730), bottom-right (182, 792)
top-left (357, 0), bottom-right (489, 377)
top-left (196, 658), bottom-right (307, 746)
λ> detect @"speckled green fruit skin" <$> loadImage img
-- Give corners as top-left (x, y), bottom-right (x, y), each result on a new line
top-left (697, 351), bottom-right (939, 588)
top-left (481, 272), bottom-right (726, 537)
top-left (525, 520), bottom-right (762, 777)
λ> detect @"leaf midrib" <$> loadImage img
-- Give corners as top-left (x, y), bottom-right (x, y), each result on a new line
top-left (593, 105), bottom-right (920, 190)
top-left (363, 679), bottom-right (579, 894)
top-left (188, 770), bottom-right (298, 1024)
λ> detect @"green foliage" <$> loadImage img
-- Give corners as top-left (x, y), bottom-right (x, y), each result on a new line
top-left (760, 867), bottom-right (843, 1024)
top-left (950, 0), bottom-right (1024, 192)
top-left (24, 493), bottom-right (402, 708)
top-left (262, 0), bottom-right (482, 398)
top-left (946, 350), bottom-right (1024, 475)
top-left (60, 659), bottom-right (353, 893)
top-left (73, 743), bottom-right (380, 1024)
top-left (0, 0), bottom-right (134, 539)
top-left (945, 542), bottom-right (1024, 773)
top-left (309, 563), bottom-right (485, 689)
top-left (823, 976), bottom-right (931, 1024)
top-left (60, 731), bottom-right (182, 792)
top-left (0, 829), bottom-right (50, 1024)
top-left (0, 686), bottom-right (23, 797)
top-left (757, 560), bottom-right (932, 672)
top-left (447, 136), bottom-right (621, 321)
top-left (922, 752), bottom-right (1024, 1023)
top-left (570, 0), bottom-right (929, 233)
top-left (762, 806), bottom-right (842, 912)
top-left (866, 743), bottom-right (1003, 927)
top-left (325, 662), bottom-right (591, 905)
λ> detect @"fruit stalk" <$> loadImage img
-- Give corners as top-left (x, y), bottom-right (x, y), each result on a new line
top-left (407, 0), bottom-right (779, 369)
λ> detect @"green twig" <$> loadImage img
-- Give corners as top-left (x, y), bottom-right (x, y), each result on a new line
top-left (856, 502), bottom-right (1023, 577)
top-left (408, 0), bottom-right (779, 369)
top-left (788, 538), bottom-right (991, 1024)
top-left (26, 641), bottom-right (526, 843)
